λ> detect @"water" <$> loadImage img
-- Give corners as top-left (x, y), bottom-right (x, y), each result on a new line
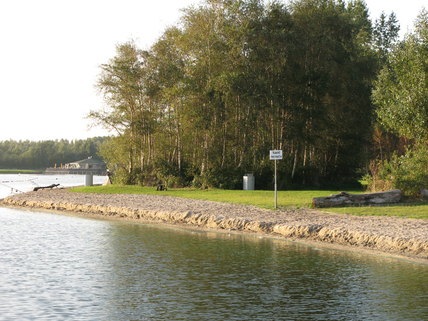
top-left (1, 206), bottom-right (428, 320)
top-left (0, 174), bottom-right (105, 199)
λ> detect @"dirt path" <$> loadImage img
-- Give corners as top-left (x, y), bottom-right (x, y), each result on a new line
top-left (2, 188), bottom-right (428, 263)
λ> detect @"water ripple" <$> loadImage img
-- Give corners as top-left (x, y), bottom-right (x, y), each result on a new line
top-left (1, 207), bottom-right (428, 320)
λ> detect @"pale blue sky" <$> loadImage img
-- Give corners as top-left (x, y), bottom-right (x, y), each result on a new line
top-left (0, 0), bottom-right (425, 141)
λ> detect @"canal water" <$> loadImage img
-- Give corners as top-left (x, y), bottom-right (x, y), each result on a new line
top-left (1, 205), bottom-right (428, 320)
top-left (0, 174), bottom-right (105, 199)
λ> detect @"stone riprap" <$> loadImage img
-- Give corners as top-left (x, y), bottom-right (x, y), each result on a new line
top-left (2, 188), bottom-right (428, 262)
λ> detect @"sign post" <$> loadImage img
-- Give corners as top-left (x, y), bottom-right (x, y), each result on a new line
top-left (269, 150), bottom-right (283, 209)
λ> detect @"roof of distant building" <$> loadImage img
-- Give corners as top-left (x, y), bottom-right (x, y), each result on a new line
top-left (69, 157), bottom-right (106, 165)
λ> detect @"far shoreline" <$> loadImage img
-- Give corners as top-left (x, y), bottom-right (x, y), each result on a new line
top-left (2, 188), bottom-right (428, 265)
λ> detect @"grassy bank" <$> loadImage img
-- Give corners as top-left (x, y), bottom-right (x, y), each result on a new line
top-left (0, 169), bottom-right (45, 174)
top-left (70, 185), bottom-right (428, 220)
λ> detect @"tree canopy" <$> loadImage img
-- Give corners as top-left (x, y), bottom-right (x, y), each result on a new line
top-left (373, 8), bottom-right (428, 141)
top-left (364, 8), bottom-right (428, 196)
top-left (88, 0), bottom-right (399, 189)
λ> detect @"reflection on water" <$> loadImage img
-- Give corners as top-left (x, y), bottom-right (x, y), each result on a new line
top-left (1, 206), bottom-right (428, 320)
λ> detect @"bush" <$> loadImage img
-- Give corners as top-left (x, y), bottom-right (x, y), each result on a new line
top-left (200, 167), bottom-right (244, 190)
top-left (110, 167), bottom-right (134, 185)
top-left (365, 144), bottom-right (428, 197)
top-left (191, 175), bottom-right (204, 189)
top-left (363, 159), bottom-right (395, 193)
top-left (153, 158), bottom-right (193, 188)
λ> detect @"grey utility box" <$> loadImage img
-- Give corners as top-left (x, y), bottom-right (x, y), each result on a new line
top-left (84, 174), bottom-right (93, 186)
top-left (243, 173), bottom-right (255, 190)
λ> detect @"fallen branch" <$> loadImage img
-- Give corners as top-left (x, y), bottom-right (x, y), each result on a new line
top-left (33, 184), bottom-right (60, 191)
top-left (312, 189), bottom-right (402, 208)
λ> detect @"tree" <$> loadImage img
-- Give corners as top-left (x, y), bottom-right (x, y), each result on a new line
top-left (86, 0), bottom-right (380, 188)
top-left (0, 138), bottom-right (107, 169)
top-left (146, 26), bottom-right (187, 174)
top-left (279, 0), bottom-right (376, 181)
top-left (373, 8), bottom-right (428, 141)
top-left (172, 0), bottom-right (261, 185)
top-left (372, 11), bottom-right (400, 63)
top-left (88, 41), bottom-right (156, 179)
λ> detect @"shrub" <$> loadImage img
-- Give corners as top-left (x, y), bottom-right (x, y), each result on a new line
top-left (110, 167), bottom-right (135, 185)
top-left (203, 167), bottom-right (244, 190)
top-left (365, 144), bottom-right (428, 197)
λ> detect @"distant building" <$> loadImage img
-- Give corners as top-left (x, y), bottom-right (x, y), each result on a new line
top-left (65, 157), bottom-right (107, 170)
top-left (45, 157), bottom-right (107, 175)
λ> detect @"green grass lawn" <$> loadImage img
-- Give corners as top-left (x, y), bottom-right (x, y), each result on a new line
top-left (327, 203), bottom-right (428, 219)
top-left (70, 185), bottom-right (428, 220)
top-left (0, 169), bottom-right (45, 174)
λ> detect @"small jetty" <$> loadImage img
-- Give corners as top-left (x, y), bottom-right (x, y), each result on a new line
top-left (45, 157), bottom-right (107, 176)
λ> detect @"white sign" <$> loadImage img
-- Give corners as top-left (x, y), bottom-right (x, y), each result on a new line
top-left (270, 150), bottom-right (283, 160)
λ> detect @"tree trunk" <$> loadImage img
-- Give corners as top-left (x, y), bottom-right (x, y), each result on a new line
top-left (291, 149), bottom-right (297, 179)
top-left (312, 189), bottom-right (402, 208)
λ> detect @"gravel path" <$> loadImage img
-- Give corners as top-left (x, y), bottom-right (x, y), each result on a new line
top-left (2, 188), bottom-right (428, 263)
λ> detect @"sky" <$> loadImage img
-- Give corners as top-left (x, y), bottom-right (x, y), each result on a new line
top-left (0, 0), bottom-right (426, 142)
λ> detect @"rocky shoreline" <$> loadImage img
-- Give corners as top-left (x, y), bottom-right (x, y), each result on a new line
top-left (2, 188), bottom-right (428, 263)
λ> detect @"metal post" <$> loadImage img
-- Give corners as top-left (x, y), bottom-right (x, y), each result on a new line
top-left (270, 149), bottom-right (282, 209)
top-left (275, 159), bottom-right (277, 209)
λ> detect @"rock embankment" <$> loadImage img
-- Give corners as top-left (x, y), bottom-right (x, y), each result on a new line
top-left (2, 188), bottom-right (428, 262)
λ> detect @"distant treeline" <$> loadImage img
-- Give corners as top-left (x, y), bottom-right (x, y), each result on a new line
top-left (0, 137), bottom-right (107, 170)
